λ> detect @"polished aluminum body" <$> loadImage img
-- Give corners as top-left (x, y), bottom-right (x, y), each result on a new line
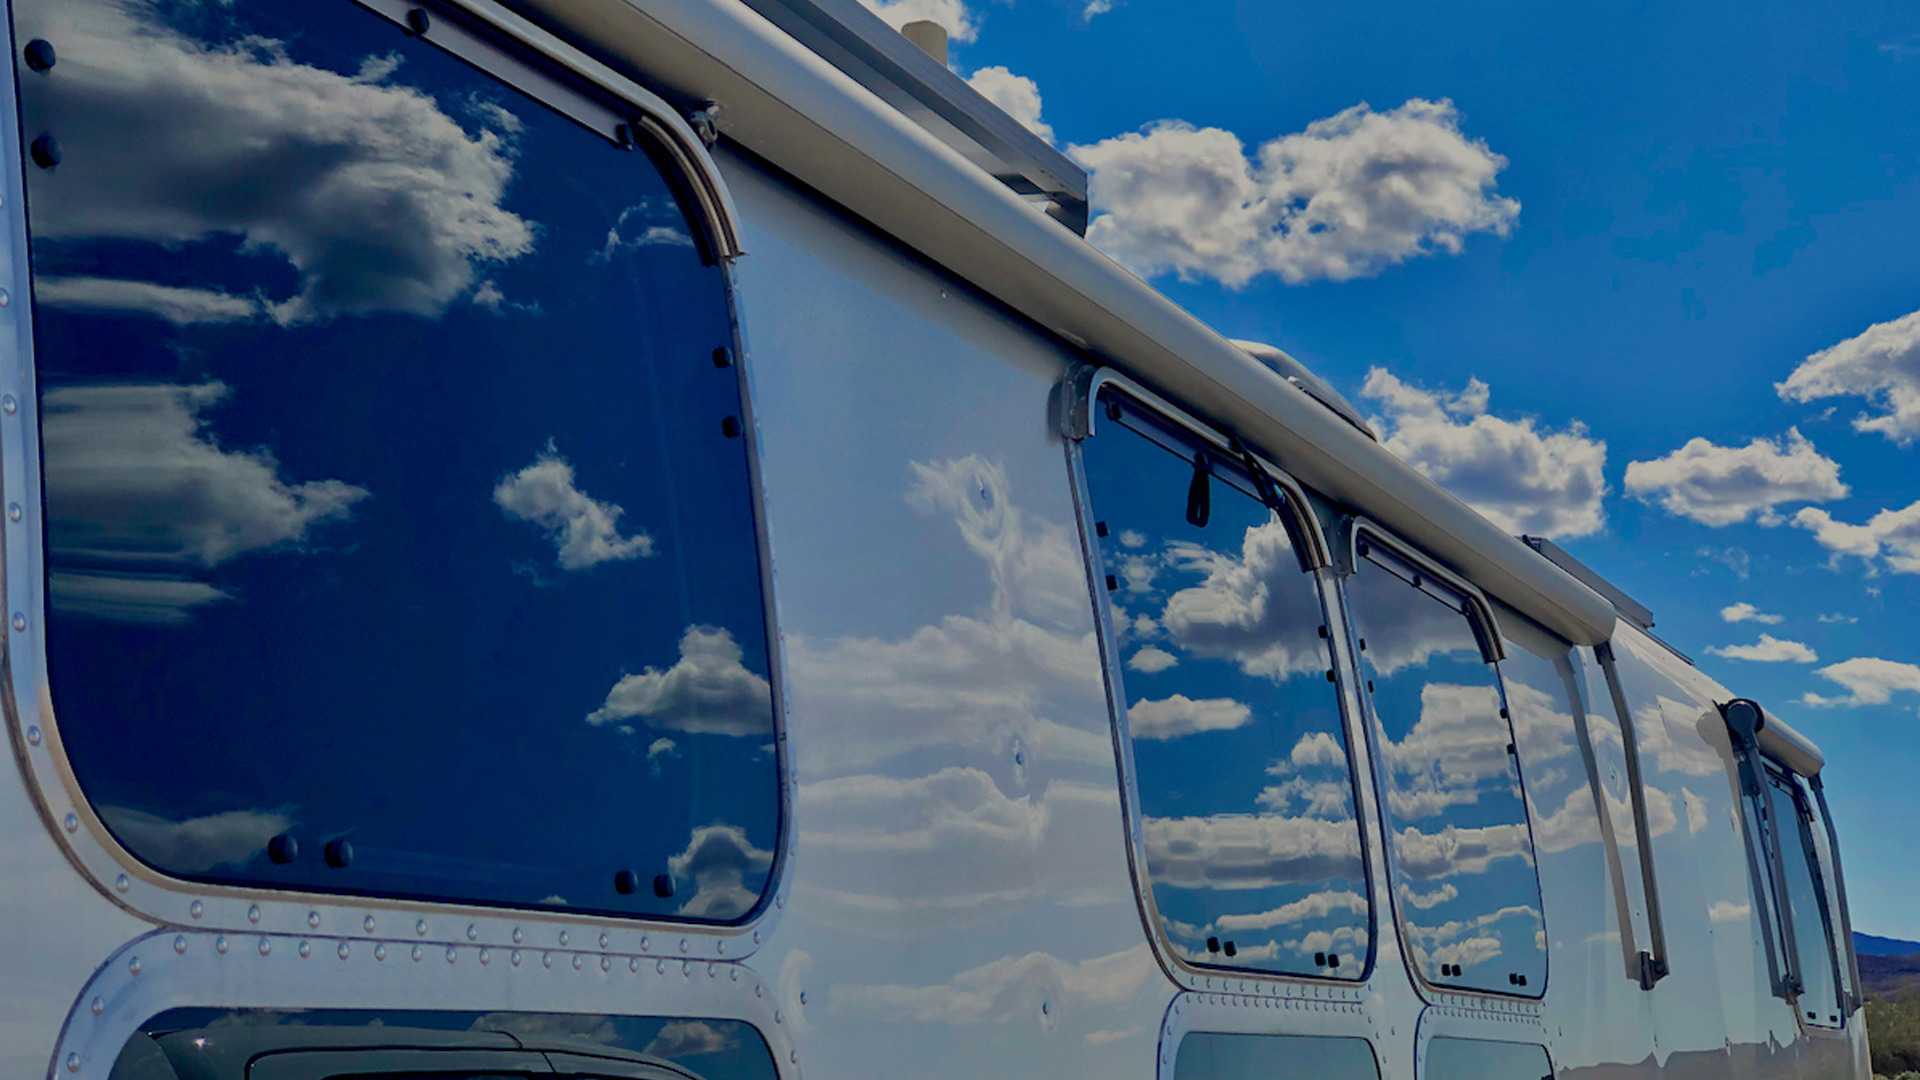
top-left (0, 0), bottom-right (1869, 1078)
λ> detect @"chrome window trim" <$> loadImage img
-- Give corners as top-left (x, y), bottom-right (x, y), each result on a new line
top-left (1337, 518), bottom-right (1556, 1004)
top-left (1590, 641), bottom-right (1673, 990)
top-left (0, 0), bottom-right (790, 955)
top-left (1061, 365), bottom-right (1378, 991)
top-left (1807, 772), bottom-right (1865, 1012)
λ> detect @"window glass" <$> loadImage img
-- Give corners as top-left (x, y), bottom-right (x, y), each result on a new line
top-left (1174, 1033), bottom-right (1379, 1080)
top-left (17, 0), bottom-right (778, 919)
top-left (1423, 1038), bottom-right (1552, 1080)
top-left (1343, 548), bottom-right (1545, 994)
top-left (106, 1009), bottom-right (776, 1080)
top-left (1576, 651), bottom-right (1656, 959)
top-left (1768, 772), bottom-right (1844, 1026)
top-left (1080, 391), bottom-right (1369, 977)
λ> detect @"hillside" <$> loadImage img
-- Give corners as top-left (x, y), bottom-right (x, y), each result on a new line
top-left (1857, 932), bottom-right (1920, 957)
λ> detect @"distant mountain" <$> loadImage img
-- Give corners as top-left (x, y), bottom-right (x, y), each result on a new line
top-left (1856, 932), bottom-right (1920, 957)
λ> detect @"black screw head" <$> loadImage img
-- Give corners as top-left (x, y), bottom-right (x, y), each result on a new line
top-left (652, 873), bottom-right (676, 898)
top-left (1328, 953), bottom-right (1340, 967)
top-left (712, 346), bottom-right (733, 368)
top-left (721, 416), bottom-right (741, 438)
top-left (23, 39), bottom-right (55, 73)
top-left (267, 833), bottom-right (299, 864)
top-left (613, 869), bottom-right (638, 895)
top-left (405, 8), bottom-right (432, 35)
top-left (1206, 936), bottom-right (1220, 954)
top-left (1222, 941), bottom-right (1236, 957)
top-left (30, 134), bottom-right (61, 170)
top-left (1314, 951), bottom-right (1326, 966)
top-left (324, 838), bottom-right (353, 868)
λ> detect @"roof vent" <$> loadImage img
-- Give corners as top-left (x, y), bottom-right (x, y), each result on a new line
top-left (900, 20), bottom-right (947, 64)
top-left (1230, 340), bottom-right (1376, 440)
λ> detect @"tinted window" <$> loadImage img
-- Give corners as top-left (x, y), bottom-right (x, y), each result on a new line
top-left (1174, 1033), bottom-right (1379, 1080)
top-left (1343, 547), bottom-right (1545, 994)
top-left (1080, 391), bottom-right (1368, 977)
top-left (106, 1009), bottom-right (775, 1080)
top-left (18, 0), bottom-right (778, 918)
top-left (1423, 1038), bottom-right (1552, 1080)
top-left (1768, 772), bottom-right (1844, 1026)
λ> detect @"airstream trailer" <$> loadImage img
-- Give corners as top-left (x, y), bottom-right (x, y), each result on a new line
top-left (0, 0), bottom-right (1870, 1078)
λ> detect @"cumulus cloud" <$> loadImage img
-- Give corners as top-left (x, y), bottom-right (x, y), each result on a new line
top-left (1277, 731), bottom-right (1348, 772)
top-left (1156, 522), bottom-right (1328, 679)
top-left (1777, 308), bottom-right (1920, 445)
top-left (1126, 646), bottom-right (1178, 674)
top-left (1705, 635), bottom-right (1818, 663)
top-left (908, 457), bottom-right (1090, 628)
top-left (1070, 99), bottom-right (1517, 288)
top-left (1361, 370), bottom-right (1606, 539)
top-left (1800, 657), bottom-right (1920, 708)
top-left (1082, 0), bottom-right (1116, 17)
top-left (32, 0), bottom-right (534, 325)
top-left (1623, 428), bottom-right (1845, 527)
top-left (1818, 612), bottom-right (1859, 625)
top-left (643, 1020), bottom-right (736, 1058)
top-left (1212, 889), bottom-right (1367, 933)
top-left (667, 822), bottom-right (776, 920)
top-left (587, 625), bottom-right (774, 735)
top-left (594, 202), bottom-right (694, 262)
top-left (44, 382), bottom-right (366, 574)
top-left (967, 67), bottom-right (1053, 143)
top-left (1127, 694), bottom-right (1251, 740)
top-left (1392, 822), bottom-right (1533, 880)
top-left (1793, 500), bottom-right (1920, 575)
top-left (494, 444), bottom-right (653, 570)
top-left (1399, 883), bottom-right (1459, 910)
top-left (1721, 602), bottom-right (1784, 625)
top-left (830, 945), bottom-right (1155, 1027)
top-left (1144, 813), bottom-right (1364, 890)
top-left (856, 0), bottom-right (977, 42)
top-left (1379, 681), bottom-right (1513, 820)
top-left (100, 805), bottom-right (293, 873)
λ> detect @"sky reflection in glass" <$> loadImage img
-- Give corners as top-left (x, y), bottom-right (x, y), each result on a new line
top-left (19, 0), bottom-right (778, 919)
top-left (1082, 391), bottom-right (1369, 978)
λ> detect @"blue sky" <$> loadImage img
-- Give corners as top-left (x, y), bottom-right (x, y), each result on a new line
top-left (866, 0), bottom-right (1920, 936)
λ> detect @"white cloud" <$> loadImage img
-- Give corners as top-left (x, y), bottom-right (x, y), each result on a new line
top-left (1277, 730), bottom-right (1348, 772)
top-left (1127, 693), bottom-right (1251, 740)
top-left (1623, 428), bottom-right (1846, 527)
top-left (33, 0), bottom-right (534, 325)
top-left (1157, 521), bottom-right (1328, 679)
top-left (1801, 657), bottom-right (1920, 707)
top-left (1721, 602), bottom-right (1784, 625)
top-left (1144, 813), bottom-right (1364, 889)
top-left (856, 0), bottom-right (977, 42)
top-left (907, 457), bottom-right (1090, 628)
top-left (667, 822), bottom-right (775, 920)
top-left (1794, 500), bottom-right (1920, 575)
top-left (831, 945), bottom-right (1155, 1029)
top-left (1118, 529), bottom-right (1146, 549)
top-left (1705, 635), bottom-right (1818, 663)
top-left (587, 625), bottom-right (774, 735)
top-left (1392, 821), bottom-right (1533, 880)
top-left (1125, 646), bottom-right (1178, 674)
top-left (1379, 681), bottom-right (1513, 820)
top-left (1255, 776), bottom-right (1355, 819)
top-left (594, 202), bottom-right (694, 262)
top-left (1085, 1027), bottom-right (1143, 1045)
top-left (1708, 900), bottom-right (1752, 924)
top-left (967, 66), bottom-right (1053, 143)
top-left (1070, 99), bottom-right (1518, 288)
top-left (1682, 787), bottom-right (1709, 835)
top-left (1818, 612), bottom-right (1859, 624)
top-left (1082, 0), bottom-right (1116, 17)
top-left (1212, 889), bottom-right (1367, 933)
top-left (1777, 307), bottom-right (1920, 445)
top-left (643, 1020), bottom-right (736, 1058)
top-left (1399, 883), bottom-right (1459, 910)
top-left (43, 382), bottom-right (367, 571)
top-left (1361, 369), bottom-right (1606, 539)
top-left (494, 444), bottom-right (653, 570)
top-left (50, 571), bottom-right (232, 626)
top-left (99, 805), bottom-right (293, 873)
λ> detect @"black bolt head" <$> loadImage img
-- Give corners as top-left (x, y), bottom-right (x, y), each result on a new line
top-left (652, 873), bottom-right (676, 898)
top-left (720, 416), bottom-right (741, 438)
top-left (30, 134), bottom-right (61, 170)
top-left (1314, 951), bottom-right (1326, 966)
top-left (614, 869), bottom-right (638, 895)
top-left (267, 833), bottom-right (299, 864)
top-left (1222, 941), bottom-right (1236, 957)
top-left (1328, 953), bottom-right (1340, 968)
top-left (1206, 936), bottom-right (1220, 954)
top-left (405, 9), bottom-right (432, 35)
top-left (23, 39), bottom-right (55, 73)
top-left (712, 346), bottom-right (733, 368)
top-left (324, 838), bottom-right (353, 868)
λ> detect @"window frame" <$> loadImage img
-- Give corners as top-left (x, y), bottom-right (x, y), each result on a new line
top-left (1, 0), bottom-right (791, 950)
top-left (1588, 641), bottom-right (1673, 990)
top-left (1061, 364), bottom-right (1378, 989)
top-left (1337, 518), bottom-right (1555, 1002)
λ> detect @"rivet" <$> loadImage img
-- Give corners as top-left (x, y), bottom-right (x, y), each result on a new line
top-left (90, 997), bottom-right (103, 1016)
top-left (572, 955), bottom-right (582, 971)
top-left (755, 984), bottom-right (763, 997)
top-left (716, 941), bottom-right (725, 956)
top-left (510, 949), bottom-right (521, 966)
top-left (512, 927), bottom-right (523, 944)
top-left (790, 1052), bottom-right (799, 1065)
top-left (25, 725), bottom-right (40, 744)
top-left (411, 945), bottom-right (422, 963)
top-left (415, 919), bottom-right (427, 937)
top-left (543, 952), bottom-right (553, 968)
top-left (707, 962), bottom-right (717, 978)
top-left (466, 924), bottom-right (478, 941)
top-left (298, 941), bottom-right (311, 959)
top-left (307, 911), bottom-right (320, 929)
top-left (128, 956), bottom-right (140, 975)
top-left (446, 946), bottom-right (457, 964)
top-left (2, 396), bottom-right (16, 414)
top-left (558, 931), bottom-right (569, 947)
top-left (375, 943), bottom-right (387, 961)
top-left (775, 895), bottom-right (785, 909)
top-left (30, 134), bottom-right (60, 170)
top-left (23, 38), bottom-right (55, 72)
top-left (405, 8), bottom-right (431, 35)
top-left (599, 933), bottom-right (609, 950)
top-left (0, 289), bottom-right (11, 307)
top-left (752, 931), bottom-right (761, 944)
top-left (65, 1053), bottom-right (79, 1073)
top-left (12, 612), bottom-right (25, 631)
top-left (630, 958), bottom-right (639, 973)
top-left (365, 915), bottom-right (376, 933)
top-left (730, 968), bottom-right (739, 982)
top-left (480, 948), bottom-right (491, 965)
top-left (681, 960), bottom-right (691, 977)
top-left (338, 941), bottom-right (350, 960)
top-left (173, 935), bottom-right (186, 955)
top-left (799, 990), bottom-right (809, 1005)
top-left (679, 938), bottom-right (689, 954)
top-left (1041, 1000), bottom-right (1051, 1016)
top-left (774, 1010), bottom-right (784, 1025)
top-left (325, 839), bottom-right (353, 868)
top-left (247, 905), bottom-right (260, 924)
top-left (657, 959), bottom-right (667, 974)
top-left (215, 936), bottom-right (229, 955)
top-left (114, 874), bottom-right (129, 893)
top-left (640, 935), bottom-right (649, 951)
top-left (601, 956), bottom-right (611, 972)
top-left (258, 938), bottom-right (270, 956)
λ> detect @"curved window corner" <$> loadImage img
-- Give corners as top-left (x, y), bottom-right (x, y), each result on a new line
top-left (17, 0), bottom-right (781, 921)
top-left (1076, 382), bottom-right (1372, 981)
top-left (1341, 533), bottom-right (1546, 997)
